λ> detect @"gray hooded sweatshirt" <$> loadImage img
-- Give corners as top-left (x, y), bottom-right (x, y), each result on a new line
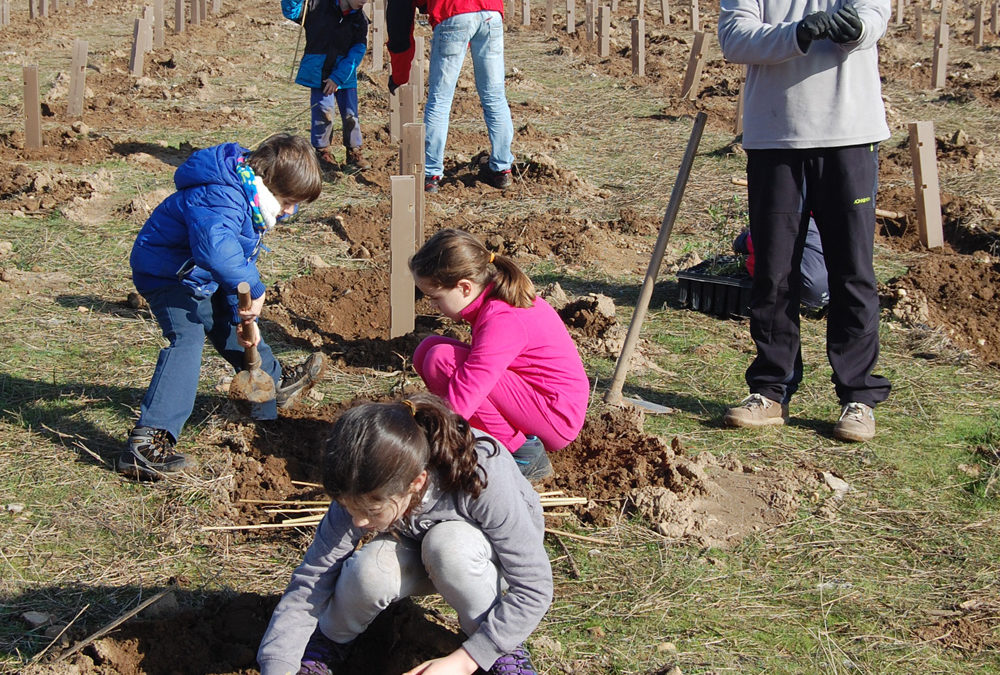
top-left (718, 0), bottom-right (891, 149)
top-left (257, 438), bottom-right (553, 675)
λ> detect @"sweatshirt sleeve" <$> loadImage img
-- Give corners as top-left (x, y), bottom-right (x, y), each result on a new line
top-left (446, 304), bottom-right (529, 424)
top-left (257, 506), bottom-right (361, 675)
top-left (459, 453), bottom-right (553, 669)
top-left (718, 0), bottom-right (804, 64)
top-left (838, 0), bottom-right (889, 51)
top-left (330, 42), bottom-right (368, 86)
top-left (281, 0), bottom-right (304, 21)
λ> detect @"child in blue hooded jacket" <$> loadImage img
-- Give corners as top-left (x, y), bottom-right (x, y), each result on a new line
top-left (122, 134), bottom-right (324, 480)
top-left (284, 0), bottom-right (371, 171)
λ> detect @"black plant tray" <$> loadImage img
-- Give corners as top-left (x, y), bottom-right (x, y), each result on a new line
top-left (676, 256), bottom-right (753, 319)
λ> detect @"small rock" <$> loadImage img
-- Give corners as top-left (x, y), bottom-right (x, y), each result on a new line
top-left (656, 642), bottom-right (677, 653)
top-left (307, 389), bottom-right (325, 402)
top-left (5, 503), bottom-right (25, 513)
top-left (586, 625), bottom-right (605, 638)
top-left (77, 306), bottom-right (90, 313)
top-left (665, 667), bottom-right (682, 675)
top-left (303, 254), bottom-right (329, 269)
top-left (127, 291), bottom-right (147, 309)
top-left (22, 611), bottom-right (51, 627)
top-left (43, 624), bottom-right (68, 639)
top-left (70, 121), bottom-right (89, 135)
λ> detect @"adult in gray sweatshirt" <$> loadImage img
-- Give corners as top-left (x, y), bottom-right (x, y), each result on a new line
top-left (718, 0), bottom-right (892, 442)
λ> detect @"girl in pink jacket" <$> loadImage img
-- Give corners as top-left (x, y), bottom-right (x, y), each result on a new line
top-left (410, 229), bottom-right (590, 482)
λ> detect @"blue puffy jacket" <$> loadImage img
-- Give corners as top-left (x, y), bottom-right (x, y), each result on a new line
top-left (130, 143), bottom-right (267, 323)
top-left (283, 0), bottom-right (368, 90)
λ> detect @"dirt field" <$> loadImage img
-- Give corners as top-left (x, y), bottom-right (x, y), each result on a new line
top-left (2, 0), bottom-right (999, 672)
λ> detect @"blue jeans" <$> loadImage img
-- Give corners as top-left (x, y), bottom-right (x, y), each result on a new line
top-left (310, 86), bottom-right (362, 149)
top-left (424, 10), bottom-right (514, 177)
top-left (137, 284), bottom-right (281, 441)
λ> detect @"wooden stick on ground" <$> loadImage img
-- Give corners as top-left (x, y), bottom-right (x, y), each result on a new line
top-left (546, 530), bottom-right (581, 578)
top-left (545, 527), bottom-right (614, 545)
top-left (52, 586), bottom-right (175, 663)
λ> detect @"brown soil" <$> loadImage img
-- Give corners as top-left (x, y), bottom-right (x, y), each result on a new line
top-left (6, 0), bottom-right (1000, 672)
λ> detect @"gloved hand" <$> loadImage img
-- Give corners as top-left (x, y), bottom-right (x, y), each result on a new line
top-left (796, 11), bottom-right (833, 51)
top-left (828, 4), bottom-right (863, 43)
top-left (388, 75), bottom-right (399, 95)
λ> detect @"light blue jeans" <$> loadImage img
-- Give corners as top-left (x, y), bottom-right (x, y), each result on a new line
top-left (318, 521), bottom-right (505, 643)
top-left (424, 10), bottom-right (514, 177)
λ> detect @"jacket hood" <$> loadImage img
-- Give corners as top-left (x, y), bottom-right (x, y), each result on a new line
top-left (174, 142), bottom-right (249, 192)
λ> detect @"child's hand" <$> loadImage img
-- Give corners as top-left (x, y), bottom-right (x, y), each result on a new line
top-left (401, 647), bottom-right (478, 675)
top-left (236, 320), bottom-right (261, 348)
top-left (323, 78), bottom-right (338, 95)
top-left (238, 292), bottom-right (266, 323)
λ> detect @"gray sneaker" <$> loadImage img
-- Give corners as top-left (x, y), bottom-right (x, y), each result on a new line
top-left (512, 436), bottom-right (554, 483)
top-left (723, 393), bottom-right (789, 428)
top-left (117, 427), bottom-right (188, 480)
top-left (833, 401), bottom-right (876, 442)
top-left (276, 352), bottom-right (326, 409)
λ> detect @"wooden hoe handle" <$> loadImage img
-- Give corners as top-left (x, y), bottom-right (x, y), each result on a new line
top-left (236, 282), bottom-right (262, 369)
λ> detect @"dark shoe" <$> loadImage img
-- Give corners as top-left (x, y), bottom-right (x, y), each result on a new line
top-left (298, 630), bottom-right (353, 675)
top-left (344, 147), bottom-right (371, 171)
top-left (276, 352), bottom-right (326, 409)
top-left (512, 436), bottom-right (553, 483)
top-left (479, 164), bottom-right (512, 190)
top-left (117, 427), bottom-right (188, 480)
top-left (316, 147), bottom-right (338, 173)
top-left (425, 174), bottom-right (441, 193)
top-left (488, 643), bottom-right (537, 674)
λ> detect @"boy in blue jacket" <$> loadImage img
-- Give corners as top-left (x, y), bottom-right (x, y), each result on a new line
top-left (284, 0), bottom-right (371, 171)
top-left (123, 134), bottom-right (325, 480)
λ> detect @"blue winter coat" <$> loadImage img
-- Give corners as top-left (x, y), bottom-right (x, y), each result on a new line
top-left (130, 143), bottom-right (267, 323)
top-left (283, 0), bottom-right (368, 90)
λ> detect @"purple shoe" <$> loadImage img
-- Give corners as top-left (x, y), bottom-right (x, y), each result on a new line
top-left (488, 644), bottom-right (537, 674)
top-left (297, 630), bottom-right (353, 675)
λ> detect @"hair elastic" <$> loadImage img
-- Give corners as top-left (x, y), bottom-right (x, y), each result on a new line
top-left (401, 399), bottom-right (416, 416)
top-left (489, 252), bottom-right (495, 264)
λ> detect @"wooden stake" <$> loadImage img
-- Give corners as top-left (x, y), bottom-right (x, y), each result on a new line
top-left (23, 65), bottom-right (42, 150)
top-left (931, 22), bottom-right (948, 89)
top-left (410, 35), bottom-right (424, 104)
top-left (611, 0), bottom-right (618, 11)
top-left (734, 73), bottom-right (744, 136)
top-left (142, 6), bottom-right (155, 52)
top-left (199, 0), bottom-right (206, 22)
top-left (690, 0), bottom-right (698, 31)
top-left (175, 0), bottom-right (184, 32)
top-left (586, 0), bottom-right (595, 40)
top-left (400, 122), bottom-right (425, 243)
top-left (389, 89), bottom-right (400, 143)
top-left (914, 4), bottom-right (923, 40)
top-left (30, 0), bottom-right (36, 20)
top-left (153, 0), bottom-right (165, 48)
top-left (973, 2), bottom-right (984, 45)
top-left (631, 17), bottom-right (645, 76)
top-left (605, 112), bottom-right (707, 406)
top-left (372, 0), bottom-right (385, 71)
top-left (399, 82), bottom-right (417, 125)
top-left (680, 30), bottom-right (707, 99)
top-left (661, 0), bottom-right (669, 24)
top-left (908, 121), bottom-right (944, 249)
top-left (896, 0), bottom-right (904, 24)
top-left (0, 0), bottom-right (8, 27)
top-left (598, 5), bottom-right (610, 57)
top-left (545, 0), bottom-right (553, 30)
top-left (940, 0), bottom-right (948, 23)
top-left (129, 18), bottom-right (147, 77)
top-left (190, 0), bottom-right (200, 25)
top-left (522, 0), bottom-right (530, 26)
top-left (213, 0), bottom-right (221, 12)
top-left (992, 0), bottom-right (998, 35)
top-left (39, 0), bottom-right (48, 17)
top-left (566, 0), bottom-right (575, 32)
top-left (67, 39), bottom-right (88, 117)
top-left (390, 175), bottom-right (417, 338)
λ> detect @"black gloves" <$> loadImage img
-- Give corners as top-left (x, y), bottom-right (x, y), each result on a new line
top-left (796, 11), bottom-right (833, 51)
top-left (828, 4), bottom-right (863, 42)
top-left (388, 75), bottom-right (399, 95)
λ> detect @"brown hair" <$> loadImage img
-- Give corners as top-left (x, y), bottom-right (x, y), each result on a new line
top-left (322, 393), bottom-right (495, 508)
top-left (246, 133), bottom-right (322, 205)
top-left (409, 228), bottom-right (535, 309)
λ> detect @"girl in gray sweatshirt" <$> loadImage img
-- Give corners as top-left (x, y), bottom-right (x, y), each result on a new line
top-left (257, 392), bottom-right (552, 675)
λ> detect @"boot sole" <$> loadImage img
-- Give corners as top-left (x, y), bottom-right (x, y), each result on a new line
top-left (723, 414), bottom-right (788, 428)
top-left (116, 452), bottom-right (188, 481)
top-left (833, 427), bottom-right (874, 443)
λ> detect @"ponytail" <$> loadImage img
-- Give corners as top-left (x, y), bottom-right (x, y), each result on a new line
top-left (408, 392), bottom-right (493, 498)
top-left (410, 228), bottom-right (535, 309)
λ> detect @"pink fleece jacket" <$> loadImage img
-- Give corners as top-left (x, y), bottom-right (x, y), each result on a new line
top-left (445, 285), bottom-right (590, 442)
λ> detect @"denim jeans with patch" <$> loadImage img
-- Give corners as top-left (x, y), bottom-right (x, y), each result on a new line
top-left (425, 10), bottom-right (514, 177)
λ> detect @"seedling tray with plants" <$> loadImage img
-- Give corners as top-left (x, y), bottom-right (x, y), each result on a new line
top-left (676, 255), bottom-right (753, 319)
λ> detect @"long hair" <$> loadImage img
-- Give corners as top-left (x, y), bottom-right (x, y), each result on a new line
top-left (409, 228), bottom-right (535, 309)
top-left (246, 133), bottom-right (322, 205)
top-left (322, 393), bottom-right (494, 506)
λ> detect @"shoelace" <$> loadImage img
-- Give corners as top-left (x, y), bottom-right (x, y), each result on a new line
top-left (741, 393), bottom-right (771, 409)
top-left (840, 403), bottom-right (868, 421)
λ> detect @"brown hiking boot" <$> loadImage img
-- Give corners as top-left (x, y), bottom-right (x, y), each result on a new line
top-left (316, 147), bottom-right (338, 173)
top-left (345, 147), bottom-right (371, 171)
top-left (833, 402), bottom-right (876, 442)
top-left (723, 393), bottom-right (789, 428)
